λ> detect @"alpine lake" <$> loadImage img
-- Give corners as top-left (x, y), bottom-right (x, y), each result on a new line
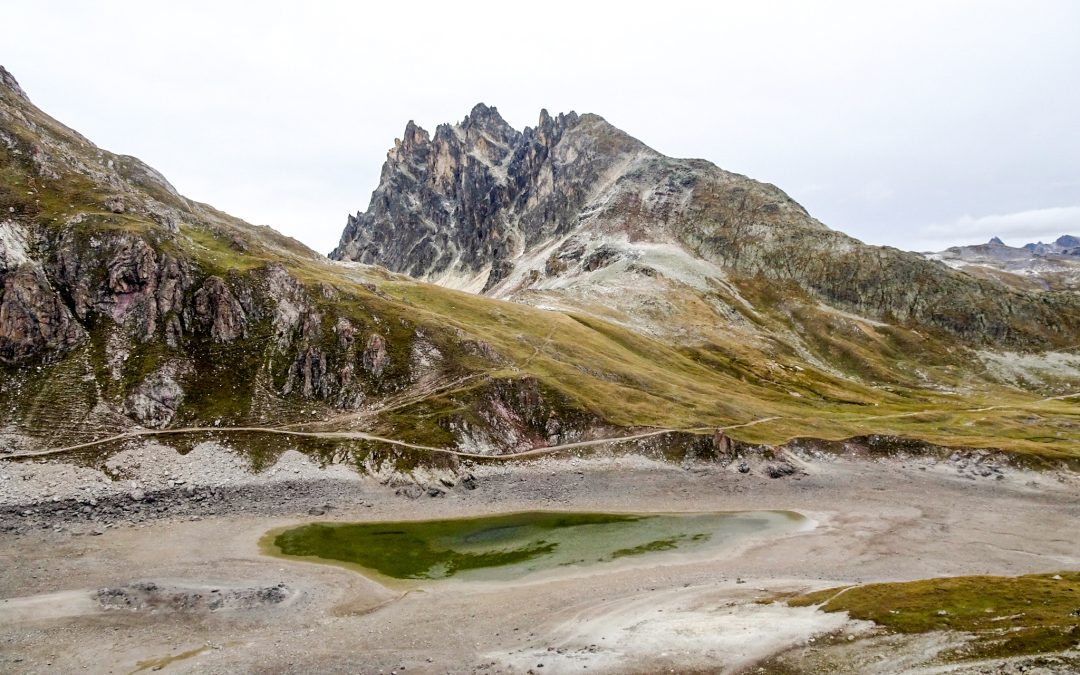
top-left (263, 510), bottom-right (808, 584)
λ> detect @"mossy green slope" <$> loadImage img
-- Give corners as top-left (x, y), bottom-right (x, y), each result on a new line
top-left (789, 572), bottom-right (1080, 660)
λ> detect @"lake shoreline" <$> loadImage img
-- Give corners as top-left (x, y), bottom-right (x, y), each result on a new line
top-left (1, 451), bottom-right (1078, 673)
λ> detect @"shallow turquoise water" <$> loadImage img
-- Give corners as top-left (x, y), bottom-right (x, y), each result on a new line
top-left (271, 510), bottom-right (806, 581)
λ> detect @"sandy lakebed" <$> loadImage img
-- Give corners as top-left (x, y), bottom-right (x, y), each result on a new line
top-left (1, 445), bottom-right (1078, 674)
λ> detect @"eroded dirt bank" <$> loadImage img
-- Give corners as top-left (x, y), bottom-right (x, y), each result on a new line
top-left (1, 449), bottom-right (1078, 674)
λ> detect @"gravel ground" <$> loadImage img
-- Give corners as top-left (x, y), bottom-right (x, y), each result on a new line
top-left (0, 443), bottom-right (1078, 674)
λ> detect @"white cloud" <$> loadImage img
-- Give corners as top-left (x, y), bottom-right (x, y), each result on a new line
top-left (913, 206), bottom-right (1080, 250)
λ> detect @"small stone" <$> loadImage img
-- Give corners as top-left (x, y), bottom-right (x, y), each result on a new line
top-left (104, 195), bottom-right (125, 214)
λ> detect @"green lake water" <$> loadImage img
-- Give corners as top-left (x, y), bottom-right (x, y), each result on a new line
top-left (268, 510), bottom-right (806, 582)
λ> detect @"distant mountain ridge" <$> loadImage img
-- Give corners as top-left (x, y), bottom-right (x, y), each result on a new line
top-left (1022, 234), bottom-right (1080, 256)
top-left (927, 235), bottom-right (1080, 292)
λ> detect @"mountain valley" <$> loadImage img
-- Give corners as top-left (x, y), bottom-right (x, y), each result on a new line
top-left (0, 66), bottom-right (1078, 674)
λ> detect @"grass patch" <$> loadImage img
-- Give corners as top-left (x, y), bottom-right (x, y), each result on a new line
top-left (789, 572), bottom-right (1080, 660)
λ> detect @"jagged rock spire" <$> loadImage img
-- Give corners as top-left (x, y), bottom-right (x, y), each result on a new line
top-left (331, 103), bottom-right (616, 290)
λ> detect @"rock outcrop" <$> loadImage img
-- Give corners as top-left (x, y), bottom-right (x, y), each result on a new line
top-left (362, 333), bottom-right (389, 378)
top-left (0, 264), bottom-right (85, 363)
top-left (124, 369), bottom-right (185, 428)
top-left (332, 104), bottom-right (647, 292)
top-left (0, 66), bottom-right (510, 449)
top-left (190, 275), bottom-right (246, 342)
top-left (333, 105), bottom-right (1080, 350)
top-left (1024, 235), bottom-right (1080, 257)
top-left (0, 220), bottom-right (86, 363)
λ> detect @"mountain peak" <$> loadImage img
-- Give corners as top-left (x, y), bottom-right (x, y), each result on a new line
top-left (461, 102), bottom-right (518, 143)
top-left (332, 104), bottom-right (654, 286)
top-left (988, 236), bottom-right (1006, 246)
top-left (388, 119), bottom-right (432, 161)
top-left (465, 101), bottom-right (499, 121)
top-left (333, 105), bottom-right (1080, 349)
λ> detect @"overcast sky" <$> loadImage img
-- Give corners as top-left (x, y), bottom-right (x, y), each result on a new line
top-left (5, 1), bottom-right (1080, 254)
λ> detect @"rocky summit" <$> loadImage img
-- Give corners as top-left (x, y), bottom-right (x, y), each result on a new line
top-left (332, 104), bottom-right (1080, 350)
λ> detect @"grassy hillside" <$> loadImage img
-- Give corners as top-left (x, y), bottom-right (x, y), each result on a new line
top-left (1, 65), bottom-right (1078, 465)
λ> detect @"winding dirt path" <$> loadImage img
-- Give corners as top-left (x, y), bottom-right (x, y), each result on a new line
top-left (4, 389), bottom-right (1073, 464)
top-left (844, 391), bottom-right (1079, 422)
top-left (0, 425), bottom-right (708, 463)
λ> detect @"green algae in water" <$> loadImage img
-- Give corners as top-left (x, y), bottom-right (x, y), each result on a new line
top-left (272, 511), bottom-right (805, 581)
top-left (610, 536), bottom-right (688, 559)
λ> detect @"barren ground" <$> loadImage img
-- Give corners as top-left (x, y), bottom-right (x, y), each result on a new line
top-left (1, 449), bottom-right (1078, 674)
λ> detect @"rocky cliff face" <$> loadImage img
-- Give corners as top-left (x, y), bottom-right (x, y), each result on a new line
top-left (332, 104), bottom-right (653, 292)
top-left (0, 67), bottom-right (598, 454)
top-left (332, 105), bottom-right (1080, 350)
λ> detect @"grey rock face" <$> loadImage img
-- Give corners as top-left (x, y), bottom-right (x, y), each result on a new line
top-left (190, 276), bottom-right (246, 342)
top-left (334, 104), bottom-right (1080, 348)
top-left (1022, 234), bottom-right (1080, 257)
top-left (937, 235), bottom-right (1080, 263)
top-left (0, 66), bottom-right (27, 101)
top-left (42, 230), bottom-right (198, 345)
top-left (362, 333), bottom-right (389, 377)
top-left (0, 220), bottom-right (86, 362)
top-left (331, 104), bottom-right (643, 291)
top-left (0, 220), bottom-right (30, 271)
top-left (124, 370), bottom-right (185, 428)
top-left (0, 265), bottom-right (85, 363)
top-left (927, 235), bottom-right (1080, 292)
